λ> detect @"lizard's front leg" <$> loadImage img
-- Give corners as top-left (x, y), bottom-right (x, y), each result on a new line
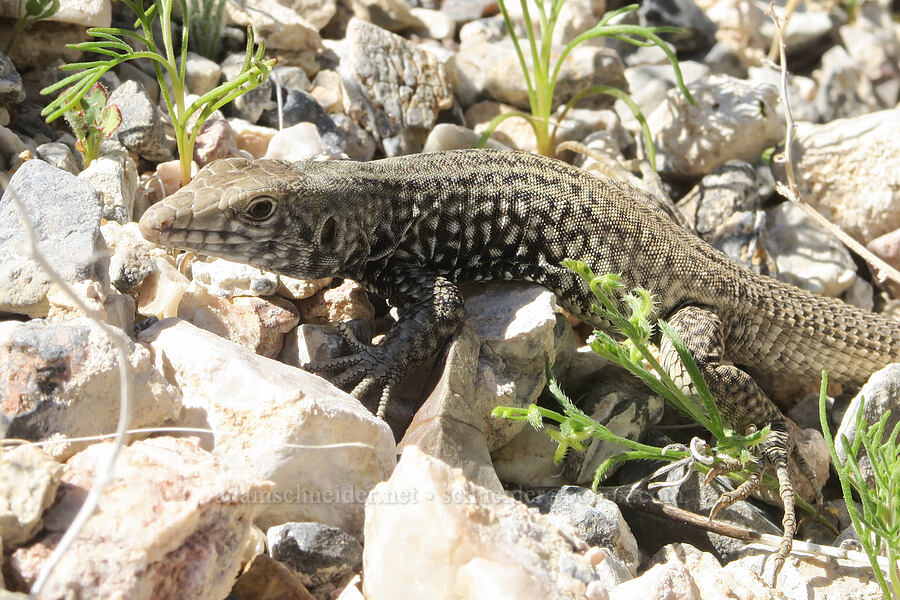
top-left (659, 305), bottom-right (818, 579)
top-left (305, 269), bottom-right (466, 419)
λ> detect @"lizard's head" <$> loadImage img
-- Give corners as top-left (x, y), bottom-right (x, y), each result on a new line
top-left (139, 157), bottom-right (357, 279)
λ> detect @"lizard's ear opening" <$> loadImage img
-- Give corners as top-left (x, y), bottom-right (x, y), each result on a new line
top-left (319, 216), bottom-right (337, 248)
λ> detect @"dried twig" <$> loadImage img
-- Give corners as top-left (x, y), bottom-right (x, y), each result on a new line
top-left (766, 2), bottom-right (900, 287)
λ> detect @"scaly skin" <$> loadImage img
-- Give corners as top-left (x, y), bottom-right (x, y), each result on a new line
top-left (139, 149), bottom-right (900, 577)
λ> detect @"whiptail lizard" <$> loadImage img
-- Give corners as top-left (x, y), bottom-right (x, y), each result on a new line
top-left (139, 149), bottom-right (900, 576)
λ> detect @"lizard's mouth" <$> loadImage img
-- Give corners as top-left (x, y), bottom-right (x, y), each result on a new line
top-left (138, 203), bottom-right (251, 251)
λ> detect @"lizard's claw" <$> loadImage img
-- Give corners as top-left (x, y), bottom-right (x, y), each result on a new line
top-left (300, 331), bottom-right (399, 419)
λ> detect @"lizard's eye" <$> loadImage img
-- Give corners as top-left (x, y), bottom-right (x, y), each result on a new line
top-left (245, 197), bottom-right (277, 221)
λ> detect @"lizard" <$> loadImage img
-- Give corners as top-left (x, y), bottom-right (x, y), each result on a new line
top-left (138, 148), bottom-right (900, 576)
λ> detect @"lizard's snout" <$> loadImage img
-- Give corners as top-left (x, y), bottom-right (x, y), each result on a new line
top-left (139, 203), bottom-right (177, 244)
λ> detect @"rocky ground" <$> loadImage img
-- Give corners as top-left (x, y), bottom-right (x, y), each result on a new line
top-left (1, 0), bottom-right (899, 597)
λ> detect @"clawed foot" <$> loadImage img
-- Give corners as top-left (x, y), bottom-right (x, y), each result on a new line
top-left (300, 323), bottom-right (397, 419)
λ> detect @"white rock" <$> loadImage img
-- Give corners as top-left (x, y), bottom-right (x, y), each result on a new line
top-left (648, 74), bottom-right (783, 176)
top-left (190, 258), bottom-right (279, 298)
top-left (790, 108), bottom-right (900, 244)
top-left (0, 317), bottom-right (181, 460)
top-left (135, 255), bottom-right (190, 319)
top-left (225, 0), bottom-right (322, 52)
top-left (265, 122), bottom-right (344, 161)
top-left (78, 150), bottom-right (138, 224)
top-left (139, 319), bottom-right (396, 537)
top-left (0, 445), bottom-right (62, 549)
top-left (421, 123), bottom-right (510, 153)
top-left (182, 51), bottom-right (223, 96)
top-left (767, 202), bottom-right (857, 297)
top-left (410, 7), bottom-right (456, 39)
top-left (610, 543), bottom-right (782, 600)
top-left (363, 446), bottom-right (619, 600)
top-left (0, 0), bottom-right (111, 27)
top-left (46, 278), bottom-right (136, 334)
top-left (9, 437), bottom-right (270, 600)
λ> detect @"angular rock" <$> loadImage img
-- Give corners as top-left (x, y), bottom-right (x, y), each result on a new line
top-left (225, 0), bottom-right (322, 52)
top-left (0, 0), bottom-right (110, 27)
top-left (0, 445), bottom-right (62, 549)
top-left (339, 18), bottom-right (454, 156)
top-left (177, 283), bottom-right (300, 358)
top-left (295, 279), bottom-right (375, 324)
top-left (139, 318), bottom-right (396, 537)
top-left (649, 74), bottom-right (783, 177)
top-left (9, 437), bottom-right (270, 599)
top-left (767, 202), bottom-right (857, 297)
top-left (610, 543), bottom-right (782, 600)
top-left (835, 364), bottom-right (900, 481)
top-left (267, 522), bottom-right (363, 590)
top-left (453, 31), bottom-right (626, 112)
top-left (346, 0), bottom-right (422, 31)
top-left (78, 150), bottom-right (138, 224)
top-left (0, 159), bottom-right (107, 317)
top-left (190, 258), bottom-right (280, 298)
top-left (785, 108), bottom-right (900, 244)
top-left (182, 51), bottom-right (222, 96)
top-left (108, 80), bottom-right (174, 162)
top-left (230, 117), bottom-right (278, 159)
top-left (259, 88), bottom-right (344, 152)
top-left (102, 221), bottom-right (163, 293)
top-left (529, 486), bottom-right (642, 575)
top-left (363, 447), bottom-right (627, 599)
top-left (193, 118), bottom-right (243, 166)
top-left (230, 554), bottom-right (316, 600)
top-left (0, 317), bottom-right (181, 459)
top-left (813, 46), bottom-right (872, 122)
top-left (35, 142), bottom-right (79, 174)
top-left (0, 51), bottom-right (24, 104)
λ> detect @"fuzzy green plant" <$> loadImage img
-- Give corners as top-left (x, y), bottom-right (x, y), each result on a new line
top-left (478, 2), bottom-right (693, 167)
top-left (40, 0), bottom-right (275, 186)
top-left (187, 0), bottom-right (227, 59)
top-left (493, 261), bottom-right (770, 489)
top-left (63, 82), bottom-right (122, 167)
top-left (4, 0), bottom-right (59, 54)
top-left (819, 374), bottom-right (900, 598)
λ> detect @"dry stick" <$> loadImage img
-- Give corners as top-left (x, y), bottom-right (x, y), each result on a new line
top-left (766, 0), bottom-right (802, 61)
top-left (766, 3), bottom-right (900, 287)
top-left (0, 171), bottom-right (134, 596)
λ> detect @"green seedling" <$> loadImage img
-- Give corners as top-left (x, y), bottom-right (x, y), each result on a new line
top-left (63, 82), bottom-right (122, 167)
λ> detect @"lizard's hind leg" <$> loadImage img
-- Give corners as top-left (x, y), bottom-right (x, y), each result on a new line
top-left (660, 305), bottom-right (800, 581)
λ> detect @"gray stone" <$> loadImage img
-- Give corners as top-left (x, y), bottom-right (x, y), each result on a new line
top-left (0, 51), bottom-right (25, 104)
top-left (267, 522), bottom-right (363, 589)
top-left (340, 18), bottom-right (454, 156)
top-left (840, 4), bottom-right (900, 109)
top-left (529, 486), bottom-right (641, 575)
top-left (108, 80), bottom-right (174, 162)
top-left (35, 142), bottom-right (79, 174)
top-left (677, 162), bottom-right (776, 276)
top-left (331, 112), bottom-right (377, 162)
top-left (259, 88), bottom-right (345, 153)
top-left (0, 159), bottom-right (107, 317)
top-left (182, 51), bottom-right (222, 96)
top-left (102, 221), bottom-right (158, 293)
top-left (78, 150), bottom-right (138, 224)
top-left (767, 201), bottom-right (857, 298)
top-left (638, 0), bottom-right (716, 53)
top-left (565, 365), bottom-right (664, 485)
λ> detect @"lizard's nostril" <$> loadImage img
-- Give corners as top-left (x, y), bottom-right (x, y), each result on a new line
top-left (138, 204), bottom-right (177, 243)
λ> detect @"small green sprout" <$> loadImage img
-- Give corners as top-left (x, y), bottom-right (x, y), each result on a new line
top-left (63, 82), bottom-right (122, 168)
